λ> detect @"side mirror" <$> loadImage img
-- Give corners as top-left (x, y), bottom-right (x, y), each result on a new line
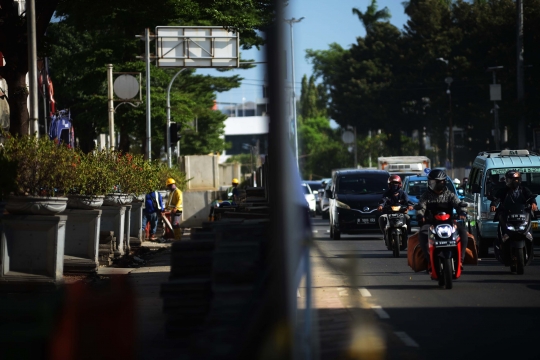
top-left (413, 204), bottom-right (423, 211)
top-left (471, 184), bottom-right (481, 194)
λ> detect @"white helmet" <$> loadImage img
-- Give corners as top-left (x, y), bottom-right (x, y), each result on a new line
top-left (453, 178), bottom-right (460, 185)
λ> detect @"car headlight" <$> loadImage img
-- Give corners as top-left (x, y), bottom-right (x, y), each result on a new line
top-left (507, 225), bottom-right (515, 231)
top-left (336, 200), bottom-right (350, 210)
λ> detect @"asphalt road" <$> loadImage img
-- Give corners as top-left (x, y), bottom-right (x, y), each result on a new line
top-left (311, 217), bottom-right (540, 360)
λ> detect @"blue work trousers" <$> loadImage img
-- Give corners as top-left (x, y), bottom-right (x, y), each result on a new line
top-left (142, 212), bottom-right (159, 235)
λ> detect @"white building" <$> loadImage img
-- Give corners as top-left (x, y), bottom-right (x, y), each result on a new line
top-left (218, 98), bottom-right (270, 163)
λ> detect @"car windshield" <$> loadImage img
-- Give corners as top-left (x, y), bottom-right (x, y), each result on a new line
top-left (406, 179), bottom-right (455, 196)
top-left (307, 182), bottom-right (323, 191)
top-left (488, 167), bottom-right (540, 195)
top-left (336, 175), bottom-right (387, 194)
top-left (302, 185), bottom-right (311, 194)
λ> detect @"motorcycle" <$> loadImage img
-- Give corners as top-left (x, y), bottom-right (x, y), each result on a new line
top-left (493, 197), bottom-right (536, 275)
top-left (381, 202), bottom-right (409, 258)
top-left (417, 202), bottom-right (468, 289)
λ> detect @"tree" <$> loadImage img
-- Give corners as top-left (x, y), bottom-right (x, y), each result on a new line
top-left (0, 0), bottom-right (58, 135)
top-left (45, 0), bottom-right (275, 156)
top-left (298, 74), bottom-right (326, 119)
top-left (352, 0), bottom-right (391, 33)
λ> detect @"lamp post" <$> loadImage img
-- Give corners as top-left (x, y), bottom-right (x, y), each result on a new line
top-left (284, 17), bottom-right (304, 169)
top-left (487, 66), bottom-right (503, 150)
top-left (437, 58), bottom-right (454, 177)
top-left (166, 69), bottom-right (186, 168)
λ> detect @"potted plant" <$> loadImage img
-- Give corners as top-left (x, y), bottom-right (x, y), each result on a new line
top-left (67, 150), bottom-right (117, 209)
top-left (0, 133), bottom-right (76, 215)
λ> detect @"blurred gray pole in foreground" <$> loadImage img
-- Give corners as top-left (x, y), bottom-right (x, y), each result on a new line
top-left (27, 0), bottom-right (39, 136)
top-left (268, 1), bottom-right (301, 358)
top-left (516, 0), bottom-right (525, 148)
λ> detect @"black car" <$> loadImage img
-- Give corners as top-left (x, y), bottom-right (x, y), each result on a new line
top-left (328, 169), bottom-right (389, 240)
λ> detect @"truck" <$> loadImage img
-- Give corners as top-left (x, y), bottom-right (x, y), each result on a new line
top-left (377, 156), bottom-right (431, 174)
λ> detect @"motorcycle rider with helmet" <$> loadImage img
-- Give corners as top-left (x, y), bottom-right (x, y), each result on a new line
top-left (416, 169), bottom-right (468, 269)
top-left (489, 170), bottom-right (538, 242)
top-left (377, 175), bottom-right (414, 248)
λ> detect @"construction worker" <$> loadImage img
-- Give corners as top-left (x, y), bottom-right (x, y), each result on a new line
top-left (166, 178), bottom-right (183, 240)
top-left (227, 178), bottom-right (240, 203)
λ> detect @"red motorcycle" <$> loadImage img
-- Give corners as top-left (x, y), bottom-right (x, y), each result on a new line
top-left (422, 203), bottom-right (467, 289)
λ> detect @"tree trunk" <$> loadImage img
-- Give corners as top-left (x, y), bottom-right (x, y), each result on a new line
top-left (4, 71), bottom-right (30, 136)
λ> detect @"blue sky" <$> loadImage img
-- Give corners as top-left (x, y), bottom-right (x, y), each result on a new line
top-left (197, 0), bottom-right (410, 106)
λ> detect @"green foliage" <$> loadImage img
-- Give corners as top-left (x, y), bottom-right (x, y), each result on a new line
top-left (298, 75), bottom-right (327, 119)
top-left (298, 116), bottom-right (352, 179)
top-left (70, 150), bottom-right (117, 196)
top-left (307, 0), bottom-right (540, 166)
top-left (157, 164), bottom-right (189, 192)
top-left (0, 134), bottom-right (77, 197)
top-left (352, 0), bottom-right (391, 32)
top-left (45, 0), bottom-right (276, 155)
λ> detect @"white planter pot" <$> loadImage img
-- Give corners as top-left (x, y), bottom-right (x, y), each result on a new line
top-left (5, 196), bottom-right (68, 215)
top-left (103, 193), bottom-right (133, 206)
top-left (67, 195), bottom-right (105, 210)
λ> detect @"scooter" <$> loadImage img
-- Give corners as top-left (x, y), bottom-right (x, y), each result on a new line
top-left (421, 202), bottom-right (467, 289)
top-left (381, 202), bottom-right (409, 258)
top-left (493, 197), bottom-right (536, 275)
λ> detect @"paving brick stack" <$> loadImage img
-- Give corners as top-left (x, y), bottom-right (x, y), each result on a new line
top-left (160, 227), bottom-right (216, 336)
top-left (192, 219), bottom-right (269, 359)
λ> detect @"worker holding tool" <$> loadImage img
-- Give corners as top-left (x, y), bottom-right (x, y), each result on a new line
top-left (166, 178), bottom-right (183, 240)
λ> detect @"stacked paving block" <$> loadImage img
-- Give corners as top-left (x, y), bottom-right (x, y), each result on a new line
top-left (98, 231), bottom-right (115, 266)
top-left (161, 227), bottom-right (215, 335)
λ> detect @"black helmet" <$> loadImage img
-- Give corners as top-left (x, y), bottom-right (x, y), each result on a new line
top-left (505, 170), bottom-right (521, 190)
top-left (428, 169), bottom-right (447, 192)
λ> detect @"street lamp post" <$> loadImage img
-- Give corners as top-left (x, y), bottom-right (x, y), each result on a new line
top-left (437, 58), bottom-right (454, 177)
top-left (284, 17), bottom-right (304, 169)
top-left (487, 66), bottom-right (503, 150)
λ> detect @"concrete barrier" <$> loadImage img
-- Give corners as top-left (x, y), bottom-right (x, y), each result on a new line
top-left (182, 155), bottom-right (220, 190)
top-left (130, 201), bottom-right (144, 248)
top-left (181, 190), bottom-right (220, 228)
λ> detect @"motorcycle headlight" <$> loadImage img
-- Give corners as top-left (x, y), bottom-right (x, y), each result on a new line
top-left (391, 205), bottom-right (401, 212)
top-left (336, 200), bottom-right (350, 210)
top-left (435, 224), bottom-right (454, 238)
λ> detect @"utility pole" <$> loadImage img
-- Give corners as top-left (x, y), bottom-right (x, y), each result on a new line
top-left (145, 28), bottom-right (152, 160)
top-left (445, 77), bottom-right (454, 178)
top-left (487, 66), bottom-right (503, 150)
top-left (516, 0), bottom-right (525, 148)
top-left (166, 69), bottom-right (186, 168)
top-left (27, 0), bottom-right (39, 137)
top-left (284, 17), bottom-right (304, 170)
top-left (107, 64), bottom-right (115, 149)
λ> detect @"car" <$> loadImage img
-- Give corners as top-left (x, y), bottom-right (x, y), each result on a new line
top-left (302, 183), bottom-right (316, 217)
top-left (464, 149), bottom-right (540, 256)
top-left (402, 174), bottom-right (459, 229)
top-left (304, 180), bottom-right (325, 214)
top-left (328, 169), bottom-right (389, 239)
top-left (320, 179), bottom-right (333, 219)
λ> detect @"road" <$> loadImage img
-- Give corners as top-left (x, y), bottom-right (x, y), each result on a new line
top-left (309, 217), bottom-right (540, 360)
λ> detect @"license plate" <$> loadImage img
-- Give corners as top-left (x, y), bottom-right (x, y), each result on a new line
top-left (357, 218), bottom-right (373, 224)
top-left (533, 222), bottom-right (538, 230)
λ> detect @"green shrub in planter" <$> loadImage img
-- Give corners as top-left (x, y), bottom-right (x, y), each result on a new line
top-left (70, 150), bottom-right (117, 196)
top-left (0, 133), bottom-right (76, 197)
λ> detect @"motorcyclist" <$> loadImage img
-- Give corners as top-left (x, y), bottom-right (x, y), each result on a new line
top-left (416, 169), bottom-right (468, 270)
top-left (489, 170), bottom-right (537, 242)
top-left (377, 175), bottom-right (413, 248)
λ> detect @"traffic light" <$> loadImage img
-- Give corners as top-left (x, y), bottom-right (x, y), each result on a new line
top-left (169, 122), bottom-right (181, 145)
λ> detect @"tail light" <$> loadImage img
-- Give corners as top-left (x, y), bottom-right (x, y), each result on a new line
top-left (434, 213), bottom-right (450, 221)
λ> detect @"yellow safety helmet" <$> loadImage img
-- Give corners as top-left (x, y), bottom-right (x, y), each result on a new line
top-left (166, 178), bottom-right (176, 186)
top-left (232, 178), bottom-right (239, 185)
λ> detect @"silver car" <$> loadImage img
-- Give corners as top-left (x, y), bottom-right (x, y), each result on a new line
top-left (319, 179), bottom-right (333, 219)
